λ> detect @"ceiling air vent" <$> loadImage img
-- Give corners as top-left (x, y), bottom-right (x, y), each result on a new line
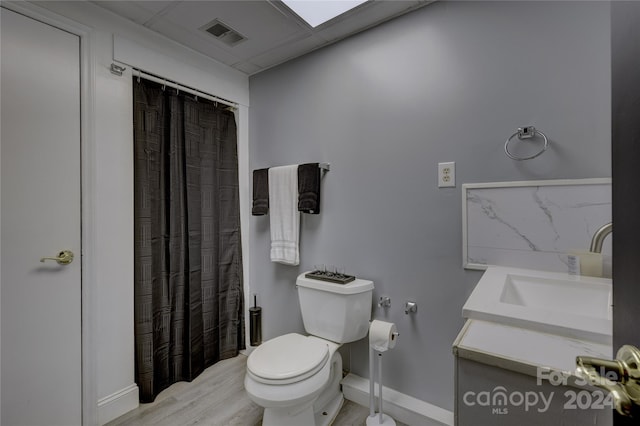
top-left (202, 19), bottom-right (246, 47)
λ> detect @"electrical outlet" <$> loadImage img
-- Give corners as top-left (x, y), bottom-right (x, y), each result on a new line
top-left (438, 162), bottom-right (455, 188)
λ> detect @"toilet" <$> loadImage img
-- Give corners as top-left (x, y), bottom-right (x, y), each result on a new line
top-left (244, 273), bottom-right (374, 426)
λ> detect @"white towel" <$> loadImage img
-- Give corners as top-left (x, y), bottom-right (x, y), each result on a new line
top-left (268, 165), bottom-right (300, 265)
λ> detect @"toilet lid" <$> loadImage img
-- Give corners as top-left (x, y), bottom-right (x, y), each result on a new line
top-left (247, 333), bottom-right (329, 383)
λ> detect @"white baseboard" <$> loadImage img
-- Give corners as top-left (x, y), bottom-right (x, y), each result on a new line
top-left (340, 374), bottom-right (453, 426)
top-left (97, 383), bottom-right (139, 426)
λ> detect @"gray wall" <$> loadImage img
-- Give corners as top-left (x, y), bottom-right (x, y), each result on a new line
top-left (248, 1), bottom-right (611, 411)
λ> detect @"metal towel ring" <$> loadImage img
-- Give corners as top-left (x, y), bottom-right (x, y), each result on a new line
top-left (504, 126), bottom-right (549, 161)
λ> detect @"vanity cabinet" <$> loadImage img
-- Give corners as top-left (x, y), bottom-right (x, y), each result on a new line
top-left (453, 320), bottom-right (613, 426)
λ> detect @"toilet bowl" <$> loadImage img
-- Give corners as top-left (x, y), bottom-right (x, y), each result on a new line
top-left (244, 333), bottom-right (343, 426)
top-left (244, 273), bottom-right (374, 426)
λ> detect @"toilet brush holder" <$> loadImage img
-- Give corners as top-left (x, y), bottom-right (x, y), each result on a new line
top-left (249, 295), bottom-right (262, 346)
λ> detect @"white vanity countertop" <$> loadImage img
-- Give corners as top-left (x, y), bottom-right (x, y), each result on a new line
top-left (461, 266), bottom-right (612, 345)
top-left (453, 319), bottom-right (613, 378)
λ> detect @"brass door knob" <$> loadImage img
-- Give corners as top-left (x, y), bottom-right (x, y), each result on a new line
top-left (40, 250), bottom-right (74, 265)
top-left (577, 345), bottom-right (640, 417)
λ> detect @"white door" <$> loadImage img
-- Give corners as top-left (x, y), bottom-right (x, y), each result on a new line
top-left (1, 8), bottom-right (82, 425)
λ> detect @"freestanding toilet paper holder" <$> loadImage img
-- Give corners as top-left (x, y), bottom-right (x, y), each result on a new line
top-left (367, 321), bottom-right (399, 426)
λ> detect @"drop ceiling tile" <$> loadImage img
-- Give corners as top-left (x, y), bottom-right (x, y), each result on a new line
top-left (129, 1), bottom-right (177, 15)
top-left (153, 0), bottom-right (309, 58)
top-left (250, 34), bottom-right (326, 69)
top-left (231, 61), bottom-right (263, 75)
top-left (147, 15), bottom-right (243, 66)
top-left (91, 1), bottom-right (160, 25)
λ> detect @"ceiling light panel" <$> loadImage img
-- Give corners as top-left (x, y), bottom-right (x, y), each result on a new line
top-left (282, 0), bottom-right (369, 28)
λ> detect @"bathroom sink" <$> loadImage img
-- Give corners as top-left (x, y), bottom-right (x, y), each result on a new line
top-left (462, 266), bottom-right (612, 344)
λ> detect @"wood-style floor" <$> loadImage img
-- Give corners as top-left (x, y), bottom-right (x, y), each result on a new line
top-left (107, 354), bottom-right (401, 426)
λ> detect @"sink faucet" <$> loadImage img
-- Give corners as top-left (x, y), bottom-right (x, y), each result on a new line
top-left (590, 222), bottom-right (612, 253)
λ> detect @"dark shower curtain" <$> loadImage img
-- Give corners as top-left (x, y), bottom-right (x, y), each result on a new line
top-left (133, 78), bottom-right (245, 403)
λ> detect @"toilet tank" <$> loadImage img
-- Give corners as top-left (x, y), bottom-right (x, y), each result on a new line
top-left (296, 273), bottom-right (374, 343)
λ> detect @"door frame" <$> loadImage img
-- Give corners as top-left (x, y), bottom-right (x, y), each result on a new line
top-left (611, 1), bottom-right (640, 424)
top-left (1, 2), bottom-right (97, 424)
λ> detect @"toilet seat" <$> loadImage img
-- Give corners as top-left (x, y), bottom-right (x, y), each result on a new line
top-left (247, 333), bottom-right (329, 385)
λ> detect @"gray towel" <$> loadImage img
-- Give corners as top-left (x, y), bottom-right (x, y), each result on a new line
top-left (298, 163), bottom-right (321, 214)
top-left (252, 168), bottom-right (269, 215)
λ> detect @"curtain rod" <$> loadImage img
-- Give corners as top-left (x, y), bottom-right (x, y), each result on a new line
top-left (131, 68), bottom-right (238, 110)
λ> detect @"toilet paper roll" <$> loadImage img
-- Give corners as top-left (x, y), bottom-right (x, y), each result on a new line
top-left (369, 320), bottom-right (398, 352)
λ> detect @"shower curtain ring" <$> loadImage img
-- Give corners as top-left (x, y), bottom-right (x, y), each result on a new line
top-left (137, 70), bottom-right (141, 83)
top-left (162, 80), bottom-right (166, 91)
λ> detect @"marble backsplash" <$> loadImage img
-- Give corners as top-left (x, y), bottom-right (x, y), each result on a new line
top-left (463, 179), bottom-right (612, 274)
